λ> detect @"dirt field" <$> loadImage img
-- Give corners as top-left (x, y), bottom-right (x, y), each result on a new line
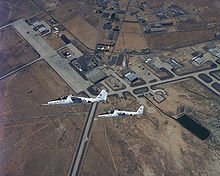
top-left (0, 26), bottom-right (40, 77)
top-left (80, 92), bottom-right (220, 176)
top-left (48, 0), bottom-right (84, 23)
top-left (153, 78), bottom-right (219, 116)
top-left (84, 13), bottom-right (100, 29)
top-left (63, 17), bottom-right (98, 50)
top-left (48, 0), bottom-right (96, 24)
top-left (115, 32), bottom-right (148, 51)
top-left (119, 0), bottom-right (129, 10)
top-left (121, 22), bottom-right (142, 33)
top-left (0, 60), bottom-right (89, 176)
top-left (0, 0), bottom-right (41, 27)
top-left (146, 29), bottom-right (216, 51)
top-left (177, 18), bottom-right (206, 31)
top-left (43, 32), bottom-right (66, 50)
top-left (201, 10), bottom-right (220, 23)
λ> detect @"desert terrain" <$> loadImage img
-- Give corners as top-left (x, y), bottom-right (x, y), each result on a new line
top-left (0, 26), bottom-right (39, 77)
top-left (0, 60), bottom-right (89, 176)
top-left (81, 93), bottom-right (220, 176)
top-left (0, 0), bottom-right (220, 176)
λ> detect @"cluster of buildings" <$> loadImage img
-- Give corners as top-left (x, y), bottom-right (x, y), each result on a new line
top-left (191, 46), bottom-right (220, 66)
top-left (208, 48), bottom-right (220, 59)
top-left (154, 5), bottom-right (185, 19)
top-left (26, 17), bottom-right (51, 36)
top-left (137, 18), bottom-right (173, 34)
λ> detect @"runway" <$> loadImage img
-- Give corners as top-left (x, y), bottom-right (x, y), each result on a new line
top-left (69, 103), bottom-right (98, 176)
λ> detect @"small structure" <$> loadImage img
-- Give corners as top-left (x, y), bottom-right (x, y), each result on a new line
top-left (103, 23), bottom-right (112, 30)
top-left (153, 94), bottom-right (165, 103)
top-left (32, 22), bottom-right (41, 28)
top-left (102, 13), bottom-right (110, 18)
top-left (61, 34), bottom-right (70, 44)
top-left (116, 53), bottom-right (124, 66)
top-left (49, 19), bottom-right (57, 25)
top-left (150, 27), bottom-right (167, 33)
top-left (194, 57), bottom-right (203, 65)
top-left (125, 72), bottom-right (138, 82)
top-left (209, 48), bottom-right (220, 59)
top-left (191, 51), bottom-right (199, 57)
top-left (38, 27), bottom-right (46, 33)
top-left (26, 17), bottom-right (38, 25)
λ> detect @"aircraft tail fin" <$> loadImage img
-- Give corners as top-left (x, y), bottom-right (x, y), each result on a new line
top-left (96, 90), bottom-right (108, 102)
top-left (137, 106), bottom-right (144, 114)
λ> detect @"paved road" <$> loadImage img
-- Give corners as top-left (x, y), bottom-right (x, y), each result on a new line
top-left (0, 23), bottom-right (12, 30)
top-left (0, 58), bottom-right (42, 80)
top-left (69, 103), bottom-right (98, 176)
top-left (109, 0), bottom-right (131, 58)
top-left (105, 66), bottom-right (220, 97)
top-left (12, 19), bottom-right (91, 94)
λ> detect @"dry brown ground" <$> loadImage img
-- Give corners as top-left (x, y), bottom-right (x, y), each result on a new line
top-left (119, 0), bottom-right (129, 10)
top-left (124, 12), bottom-right (138, 21)
top-left (0, 60), bottom-right (89, 176)
top-left (177, 18), bottom-right (206, 31)
top-left (0, 26), bottom-right (40, 77)
top-left (115, 32), bottom-right (148, 51)
top-left (146, 29), bottom-right (216, 51)
top-left (0, 0), bottom-right (41, 27)
top-left (121, 22), bottom-right (142, 33)
top-left (153, 78), bottom-right (219, 117)
top-left (80, 93), bottom-right (220, 176)
top-left (48, 0), bottom-right (84, 23)
top-left (42, 32), bottom-right (66, 50)
top-left (83, 14), bottom-right (100, 29)
top-left (48, 0), bottom-right (96, 24)
top-left (63, 17), bottom-right (98, 50)
top-left (201, 10), bottom-right (220, 23)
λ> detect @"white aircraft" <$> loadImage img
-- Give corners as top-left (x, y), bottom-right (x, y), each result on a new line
top-left (42, 90), bottom-right (107, 105)
top-left (98, 106), bottom-right (144, 118)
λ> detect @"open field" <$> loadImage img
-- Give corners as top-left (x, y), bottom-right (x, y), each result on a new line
top-left (47, 0), bottom-right (96, 25)
top-left (0, 60), bottom-right (89, 176)
top-left (201, 10), bottom-right (220, 23)
top-left (146, 29), bottom-right (216, 51)
top-left (121, 22), bottom-right (142, 33)
top-left (119, 0), bottom-right (129, 10)
top-left (0, 0), bottom-right (41, 27)
top-left (115, 32), bottom-right (148, 51)
top-left (63, 17), bottom-right (98, 50)
top-left (48, 0), bottom-right (84, 23)
top-left (42, 32), bottom-right (66, 50)
top-left (153, 78), bottom-right (219, 117)
top-left (80, 93), bottom-right (220, 176)
top-left (0, 26), bottom-right (40, 77)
